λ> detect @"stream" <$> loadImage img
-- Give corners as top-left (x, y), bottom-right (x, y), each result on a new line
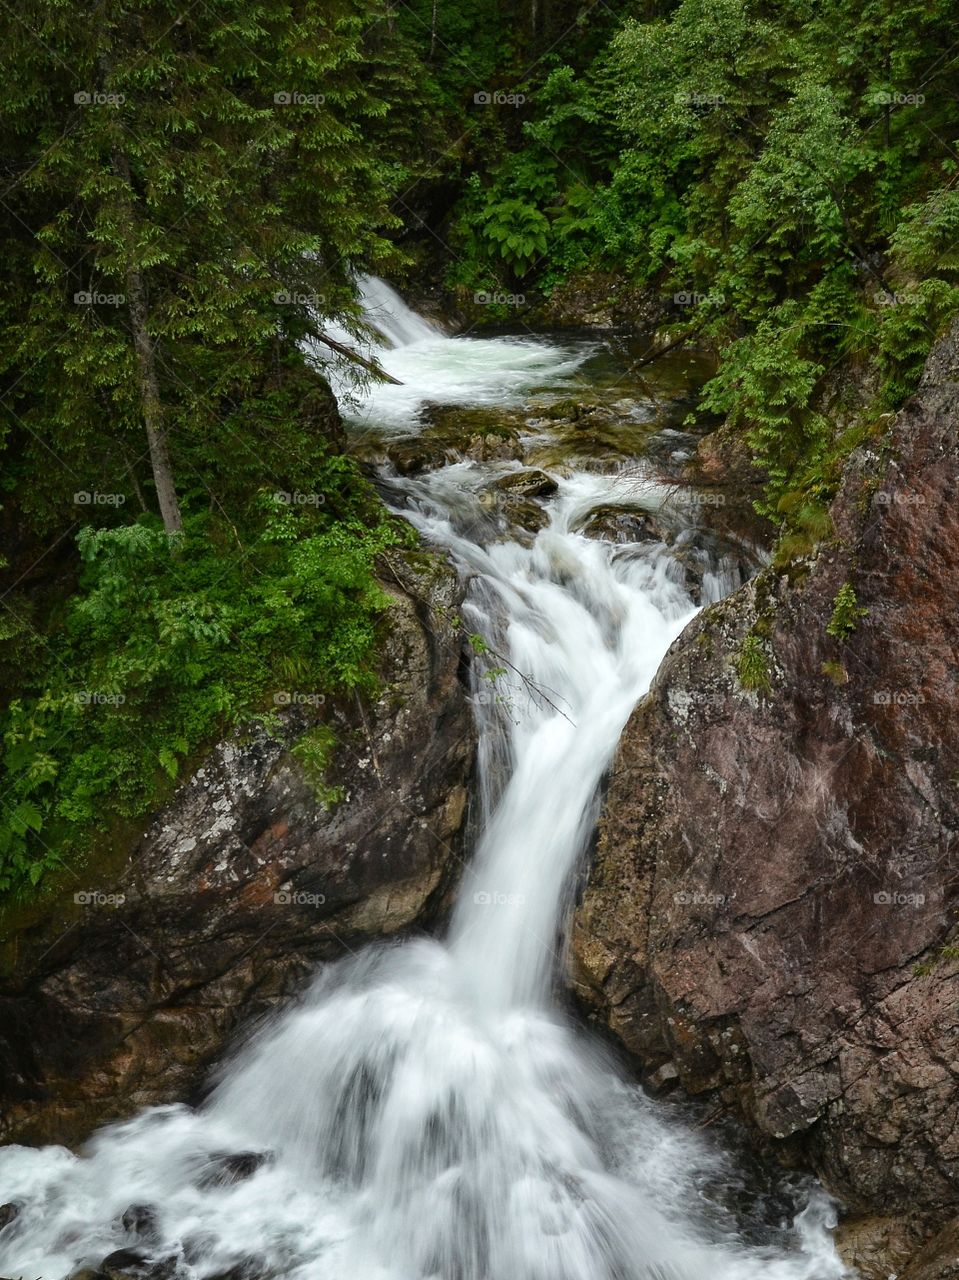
top-left (0, 281), bottom-right (847, 1280)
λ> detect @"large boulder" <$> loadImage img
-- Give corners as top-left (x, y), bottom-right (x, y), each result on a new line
top-left (572, 321), bottom-right (959, 1250)
top-left (0, 549), bottom-right (474, 1145)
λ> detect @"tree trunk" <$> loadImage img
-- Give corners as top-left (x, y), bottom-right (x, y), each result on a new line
top-left (112, 146), bottom-right (182, 535)
top-left (124, 260), bottom-right (182, 535)
top-left (313, 330), bottom-right (404, 384)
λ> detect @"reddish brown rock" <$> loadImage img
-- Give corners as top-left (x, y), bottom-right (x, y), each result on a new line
top-left (572, 321), bottom-right (959, 1245)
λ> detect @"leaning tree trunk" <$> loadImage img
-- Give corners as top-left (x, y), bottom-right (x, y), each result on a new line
top-left (112, 147), bottom-right (182, 536)
top-left (124, 265), bottom-right (181, 534)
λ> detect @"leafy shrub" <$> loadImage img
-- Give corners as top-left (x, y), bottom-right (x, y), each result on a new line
top-left (0, 485), bottom-right (400, 896)
top-left (827, 583), bottom-right (867, 638)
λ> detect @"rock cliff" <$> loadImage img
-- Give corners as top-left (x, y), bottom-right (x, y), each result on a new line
top-left (572, 320), bottom-right (959, 1272)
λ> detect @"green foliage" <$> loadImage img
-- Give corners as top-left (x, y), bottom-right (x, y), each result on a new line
top-left (0, 479), bottom-right (398, 895)
top-left (292, 726), bottom-right (345, 810)
top-left (736, 633), bottom-right (771, 692)
top-left (0, 0), bottom-right (418, 535)
top-left (698, 306), bottom-right (831, 514)
top-left (0, 0), bottom-right (439, 899)
top-left (479, 198), bottom-right (551, 277)
top-left (914, 942), bottom-right (959, 978)
top-left (429, 0), bottom-right (959, 525)
top-left (827, 582), bottom-right (868, 638)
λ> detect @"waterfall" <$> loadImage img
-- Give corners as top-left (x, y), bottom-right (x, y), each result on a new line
top-left (356, 275), bottom-right (443, 348)
top-left (315, 273), bottom-right (594, 431)
top-left (0, 281), bottom-right (847, 1280)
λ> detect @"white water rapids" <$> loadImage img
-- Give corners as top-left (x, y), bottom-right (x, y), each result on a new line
top-left (0, 281), bottom-right (848, 1280)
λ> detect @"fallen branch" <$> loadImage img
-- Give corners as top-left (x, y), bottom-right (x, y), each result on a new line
top-left (631, 326), bottom-right (702, 369)
top-left (313, 331), bottom-right (404, 384)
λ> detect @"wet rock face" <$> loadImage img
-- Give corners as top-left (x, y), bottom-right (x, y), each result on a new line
top-left (0, 550), bottom-right (474, 1146)
top-left (572, 321), bottom-right (959, 1227)
top-left (528, 271), bottom-right (672, 329)
top-left (901, 1218), bottom-right (959, 1280)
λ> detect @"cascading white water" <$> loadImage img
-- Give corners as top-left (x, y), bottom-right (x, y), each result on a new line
top-left (356, 275), bottom-right (444, 348)
top-left (317, 274), bottom-right (594, 431)
top-left (0, 282), bottom-right (848, 1280)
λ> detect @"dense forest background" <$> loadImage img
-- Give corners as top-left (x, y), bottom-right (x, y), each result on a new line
top-left (1, 0), bottom-right (957, 896)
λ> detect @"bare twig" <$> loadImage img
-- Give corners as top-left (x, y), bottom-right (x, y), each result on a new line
top-left (479, 642), bottom-right (576, 726)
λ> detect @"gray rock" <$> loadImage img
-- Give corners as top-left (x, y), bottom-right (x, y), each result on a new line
top-left (196, 1151), bottom-right (271, 1188)
top-left (119, 1204), bottom-right (159, 1243)
top-left (99, 1249), bottom-right (176, 1280)
top-left (490, 469), bottom-right (558, 499)
top-left (0, 548), bottom-right (475, 1146)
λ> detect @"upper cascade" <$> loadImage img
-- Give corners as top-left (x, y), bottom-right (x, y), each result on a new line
top-left (356, 274), bottom-right (442, 349)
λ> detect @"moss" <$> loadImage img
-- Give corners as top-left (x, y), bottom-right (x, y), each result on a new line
top-left (540, 398), bottom-right (588, 420)
top-left (750, 568), bottom-right (777, 618)
top-left (821, 659), bottom-right (849, 686)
